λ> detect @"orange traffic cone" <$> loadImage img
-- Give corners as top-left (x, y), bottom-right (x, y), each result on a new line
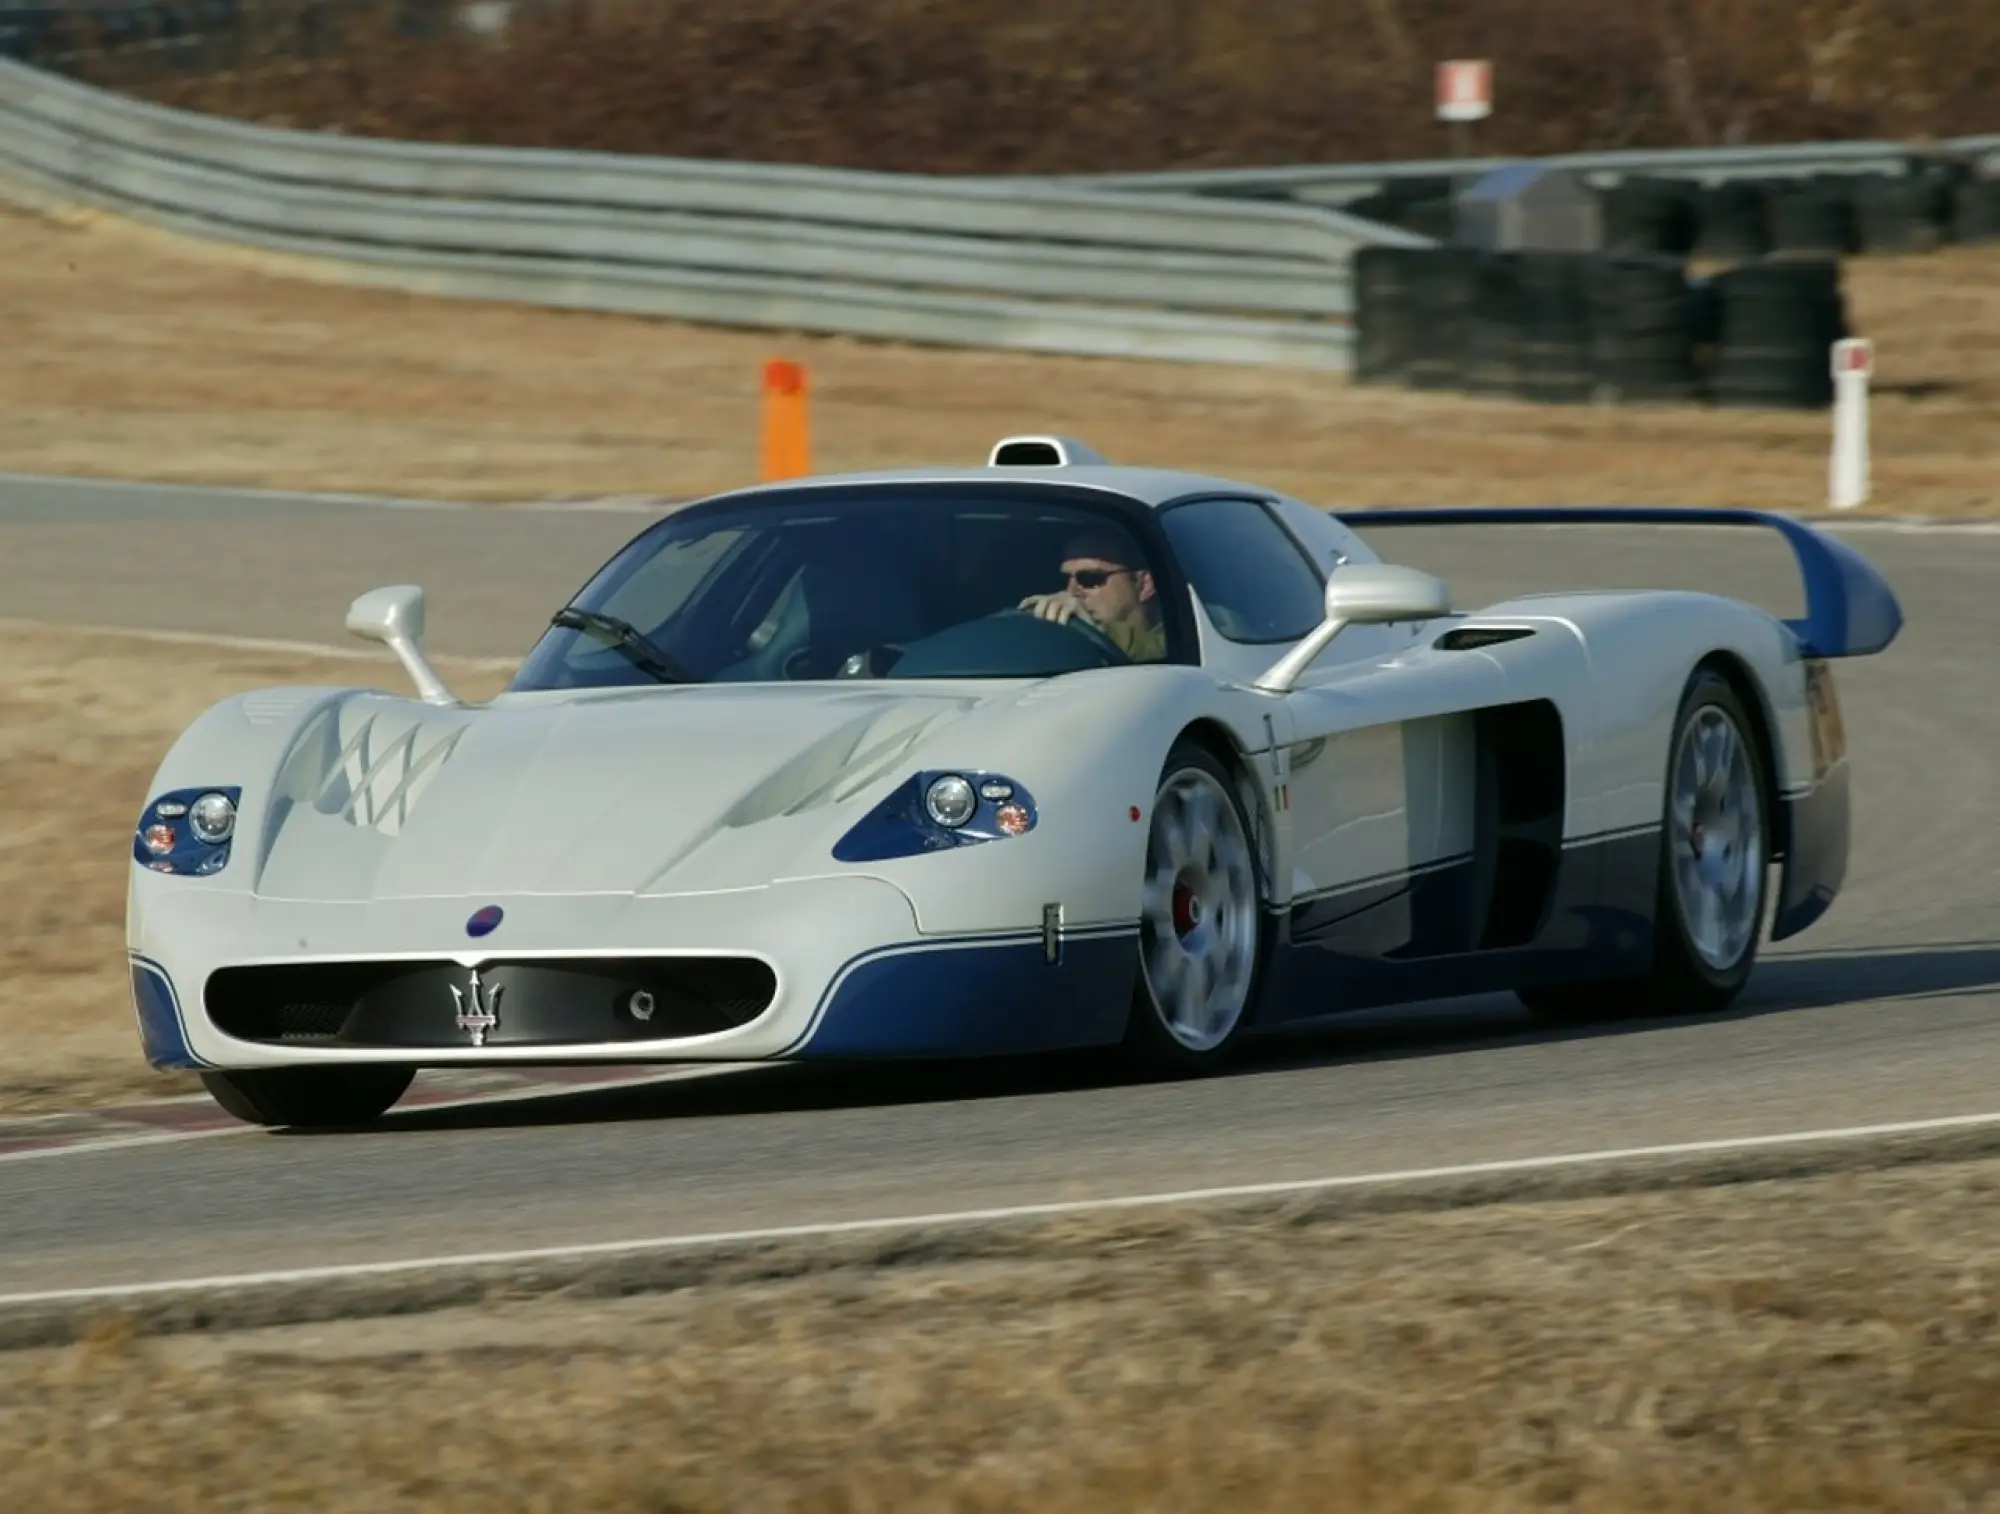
top-left (760, 359), bottom-right (811, 481)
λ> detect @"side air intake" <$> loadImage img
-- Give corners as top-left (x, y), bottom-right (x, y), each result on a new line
top-left (987, 435), bottom-right (1109, 467)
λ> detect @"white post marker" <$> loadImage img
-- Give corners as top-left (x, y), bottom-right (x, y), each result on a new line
top-left (1830, 337), bottom-right (1874, 511)
top-left (1435, 59), bottom-right (1493, 123)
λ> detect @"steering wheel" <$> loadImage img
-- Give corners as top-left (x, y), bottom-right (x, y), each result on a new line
top-left (991, 606), bottom-right (1130, 664)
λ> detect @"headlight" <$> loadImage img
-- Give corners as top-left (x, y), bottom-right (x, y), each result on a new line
top-left (833, 771), bottom-right (1039, 863)
top-left (924, 774), bottom-right (977, 828)
top-left (188, 791), bottom-right (236, 844)
top-left (134, 786), bottom-right (241, 875)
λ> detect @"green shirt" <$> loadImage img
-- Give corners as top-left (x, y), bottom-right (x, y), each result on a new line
top-left (1101, 616), bottom-right (1167, 663)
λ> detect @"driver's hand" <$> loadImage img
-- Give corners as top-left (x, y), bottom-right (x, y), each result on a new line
top-left (1019, 591), bottom-right (1084, 624)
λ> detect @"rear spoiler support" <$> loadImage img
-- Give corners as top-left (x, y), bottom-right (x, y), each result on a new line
top-left (1335, 507), bottom-right (1903, 659)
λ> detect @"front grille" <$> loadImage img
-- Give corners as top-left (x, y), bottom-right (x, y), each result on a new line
top-left (205, 956), bottom-right (777, 1049)
top-left (274, 1002), bottom-right (352, 1040)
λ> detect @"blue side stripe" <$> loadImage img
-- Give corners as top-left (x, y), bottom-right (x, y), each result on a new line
top-left (793, 931), bottom-right (1138, 1059)
top-left (129, 956), bottom-right (209, 1070)
top-left (784, 924), bottom-right (1139, 1055)
top-left (1338, 506), bottom-right (1903, 659)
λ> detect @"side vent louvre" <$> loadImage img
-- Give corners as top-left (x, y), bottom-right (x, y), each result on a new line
top-left (987, 434), bottom-right (1108, 468)
top-left (1438, 625), bottom-right (1537, 651)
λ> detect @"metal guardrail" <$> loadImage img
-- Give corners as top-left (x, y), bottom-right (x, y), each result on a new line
top-left (4, 44), bottom-right (1990, 372)
top-left (1055, 136), bottom-right (2000, 207)
top-left (0, 55), bottom-right (1435, 369)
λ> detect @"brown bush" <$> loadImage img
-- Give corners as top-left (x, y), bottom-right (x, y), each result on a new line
top-left (57, 0), bottom-right (2000, 172)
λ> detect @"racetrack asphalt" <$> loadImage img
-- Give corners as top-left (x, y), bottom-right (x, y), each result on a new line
top-left (1, 471), bottom-right (1994, 1296)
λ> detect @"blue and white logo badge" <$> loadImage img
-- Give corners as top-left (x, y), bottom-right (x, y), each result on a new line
top-left (465, 904), bottom-right (504, 939)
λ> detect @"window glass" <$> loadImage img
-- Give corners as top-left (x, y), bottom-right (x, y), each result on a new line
top-left (603, 527), bottom-right (747, 629)
top-left (1158, 498), bottom-right (1325, 644)
top-left (509, 490), bottom-right (1177, 690)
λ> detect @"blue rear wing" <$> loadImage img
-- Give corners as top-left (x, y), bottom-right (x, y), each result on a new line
top-left (1336, 507), bottom-right (1903, 659)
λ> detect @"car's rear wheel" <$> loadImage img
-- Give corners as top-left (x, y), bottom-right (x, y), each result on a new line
top-left (1519, 667), bottom-right (1770, 1022)
top-left (1124, 741), bottom-right (1268, 1073)
top-left (199, 1066), bottom-right (415, 1129)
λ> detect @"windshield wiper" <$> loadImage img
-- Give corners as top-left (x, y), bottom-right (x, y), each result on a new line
top-left (550, 608), bottom-right (696, 685)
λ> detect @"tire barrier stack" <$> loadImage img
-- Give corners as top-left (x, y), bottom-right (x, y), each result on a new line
top-left (1403, 246), bottom-right (1478, 391)
top-left (1589, 255), bottom-right (1703, 403)
top-left (1343, 150), bottom-right (1999, 408)
top-left (1708, 260), bottom-right (1848, 409)
top-left (1952, 176), bottom-right (2000, 241)
top-left (1344, 178), bottom-right (1457, 242)
top-left (1587, 160), bottom-right (2000, 258)
top-left (1602, 177), bottom-right (1699, 257)
top-left (1767, 178), bottom-right (1857, 258)
top-left (1362, 159), bottom-right (2000, 263)
top-left (1694, 180), bottom-right (1770, 260)
top-left (1353, 245), bottom-right (1847, 409)
top-left (1851, 171), bottom-right (1954, 254)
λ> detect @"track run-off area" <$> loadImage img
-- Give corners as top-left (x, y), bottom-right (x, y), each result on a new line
top-left (1, 471), bottom-right (1996, 1304)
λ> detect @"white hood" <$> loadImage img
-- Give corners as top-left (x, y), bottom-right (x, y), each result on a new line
top-left (247, 684), bottom-right (999, 902)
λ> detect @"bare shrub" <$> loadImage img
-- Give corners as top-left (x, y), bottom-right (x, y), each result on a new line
top-left (53, 0), bottom-right (2000, 172)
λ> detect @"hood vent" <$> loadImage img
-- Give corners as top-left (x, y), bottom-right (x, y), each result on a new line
top-left (280, 703), bottom-right (470, 837)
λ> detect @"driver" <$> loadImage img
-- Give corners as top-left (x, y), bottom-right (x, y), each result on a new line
top-left (1018, 526), bottom-right (1166, 663)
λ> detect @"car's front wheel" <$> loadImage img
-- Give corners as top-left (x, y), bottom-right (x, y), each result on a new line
top-left (1123, 741), bottom-right (1269, 1073)
top-left (1519, 666), bottom-right (1770, 1022)
top-left (199, 1066), bottom-right (415, 1129)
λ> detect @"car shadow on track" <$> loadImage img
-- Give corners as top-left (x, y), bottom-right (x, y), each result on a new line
top-left (344, 940), bottom-right (2000, 1137)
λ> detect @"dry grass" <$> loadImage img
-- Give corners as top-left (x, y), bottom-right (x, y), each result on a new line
top-left (4, 201), bottom-right (2000, 514)
top-left (0, 623), bottom-right (511, 1116)
top-left (5, 1158), bottom-right (2000, 1509)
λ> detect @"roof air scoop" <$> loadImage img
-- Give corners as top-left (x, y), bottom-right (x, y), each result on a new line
top-left (986, 435), bottom-right (1109, 468)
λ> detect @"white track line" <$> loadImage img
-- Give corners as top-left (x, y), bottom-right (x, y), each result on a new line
top-left (0, 1126), bottom-right (253, 1165)
top-left (0, 467), bottom-right (678, 514)
top-left (0, 1066), bottom-right (747, 1166)
top-left (2, 467), bottom-right (1995, 529)
top-left (6, 1108), bottom-right (1997, 1309)
top-left (0, 616), bottom-right (521, 669)
top-left (1821, 517), bottom-right (2000, 535)
top-left (0, 468), bottom-right (483, 512)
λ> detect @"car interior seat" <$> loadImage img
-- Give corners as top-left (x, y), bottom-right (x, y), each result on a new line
top-left (800, 540), bottom-right (933, 677)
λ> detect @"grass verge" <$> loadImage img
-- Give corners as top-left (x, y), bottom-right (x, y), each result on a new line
top-left (2, 202), bottom-right (1998, 514)
top-left (4, 1156), bottom-right (1998, 1510)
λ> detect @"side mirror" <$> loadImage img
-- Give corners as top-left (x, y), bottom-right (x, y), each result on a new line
top-left (345, 585), bottom-right (458, 705)
top-left (1253, 564), bottom-right (1450, 694)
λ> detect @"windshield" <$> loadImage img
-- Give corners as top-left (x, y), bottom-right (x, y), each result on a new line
top-left (509, 486), bottom-right (1183, 691)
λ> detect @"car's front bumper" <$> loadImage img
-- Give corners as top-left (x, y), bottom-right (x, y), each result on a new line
top-left (128, 874), bottom-right (1138, 1070)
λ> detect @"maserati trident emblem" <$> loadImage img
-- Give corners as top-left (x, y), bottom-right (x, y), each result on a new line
top-left (449, 968), bottom-right (503, 1047)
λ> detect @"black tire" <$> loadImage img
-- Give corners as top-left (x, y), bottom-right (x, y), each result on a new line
top-left (1709, 261), bottom-right (1848, 410)
top-left (1519, 668), bottom-right (1771, 1023)
top-left (1585, 255), bottom-right (1700, 404)
top-left (1693, 180), bottom-right (1771, 261)
top-left (1121, 740), bottom-right (1271, 1075)
top-left (200, 1065), bottom-right (415, 1128)
top-left (1352, 244), bottom-right (1420, 386)
top-left (1602, 176), bottom-right (1699, 257)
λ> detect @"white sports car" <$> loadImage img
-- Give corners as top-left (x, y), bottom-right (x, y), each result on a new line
top-left (127, 437), bottom-right (1902, 1128)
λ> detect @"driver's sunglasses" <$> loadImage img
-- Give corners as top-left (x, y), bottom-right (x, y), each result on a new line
top-left (1067, 567), bottom-right (1134, 589)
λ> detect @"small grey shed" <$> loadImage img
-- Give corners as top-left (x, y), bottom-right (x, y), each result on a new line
top-left (1455, 163), bottom-right (1603, 252)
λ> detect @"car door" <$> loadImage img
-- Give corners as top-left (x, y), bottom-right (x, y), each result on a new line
top-left (1156, 494), bottom-right (1473, 921)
